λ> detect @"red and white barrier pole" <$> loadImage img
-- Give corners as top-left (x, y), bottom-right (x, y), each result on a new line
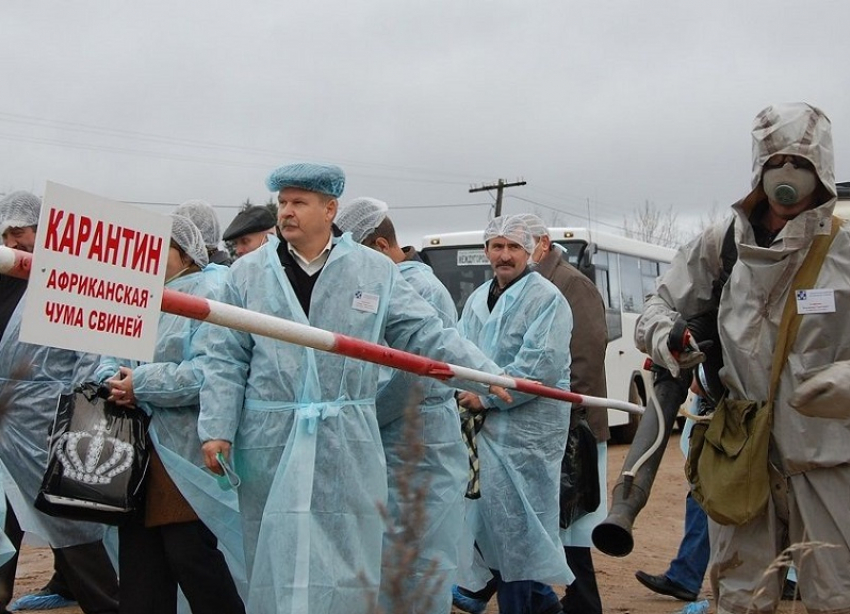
top-left (0, 246), bottom-right (643, 414)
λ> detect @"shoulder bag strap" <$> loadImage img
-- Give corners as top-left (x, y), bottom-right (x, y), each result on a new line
top-left (768, 216), bottom-right (841, 405)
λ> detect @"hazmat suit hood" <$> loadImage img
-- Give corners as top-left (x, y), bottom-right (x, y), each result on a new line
top-left (744, 102), bottom-right (836, 210)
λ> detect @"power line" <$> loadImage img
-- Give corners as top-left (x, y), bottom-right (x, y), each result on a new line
top-left (505, 194), bottom-right (629, 233)
top-left (0, 110), bottom-right (491, 185)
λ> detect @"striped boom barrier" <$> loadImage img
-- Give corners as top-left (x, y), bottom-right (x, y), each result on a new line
top-left (0, 246), bottom-right (643, 414)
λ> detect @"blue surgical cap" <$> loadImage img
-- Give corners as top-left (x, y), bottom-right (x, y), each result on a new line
top-left (266, 163), bottom-right (346, 198)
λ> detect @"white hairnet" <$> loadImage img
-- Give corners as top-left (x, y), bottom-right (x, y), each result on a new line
top-left (335, 197), bottom-right (388, 243)
top-left (0, 191), bottom-right (42, 235)
top-left (512, 213), bottom-right (549, 238)
top-left (175, 199), bottom-right (221, 248)
top-left (484, 216), bottom-right (535, 253)
top-left (170, 214), bottom-right (209, 268)
top-left (750, 102), bottom-right (835, 198)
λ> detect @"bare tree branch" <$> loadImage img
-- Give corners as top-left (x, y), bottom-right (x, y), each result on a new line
top-left (623, 200), bottom-right (684, 248)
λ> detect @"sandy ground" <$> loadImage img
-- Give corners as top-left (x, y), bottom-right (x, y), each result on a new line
top-left (11, 434), bottom-right (802, 614)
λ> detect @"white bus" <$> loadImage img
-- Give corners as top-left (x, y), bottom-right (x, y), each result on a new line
top-left (419, 227), bottom-right (675, 443)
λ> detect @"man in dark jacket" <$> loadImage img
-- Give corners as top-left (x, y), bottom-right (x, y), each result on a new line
top-left (521, 213), bottom-right (609, 614)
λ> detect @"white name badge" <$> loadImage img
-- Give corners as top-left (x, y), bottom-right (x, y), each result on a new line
top-left (352, 291), bottom-right (380, 314)
top-left (795, 288), bottom-right (835, 314)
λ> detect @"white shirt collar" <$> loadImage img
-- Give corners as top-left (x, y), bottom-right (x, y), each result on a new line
top-left (288, 233), bottom-right (333, 275)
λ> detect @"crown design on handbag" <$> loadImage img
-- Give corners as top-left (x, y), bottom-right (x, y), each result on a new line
top-left (55, 419), bottom-right (135, 485)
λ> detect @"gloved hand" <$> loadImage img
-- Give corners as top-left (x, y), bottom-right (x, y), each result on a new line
top-left (789, 361), bottom-right (850, 419)
top-left (649, 320), bottom-right (706, 378)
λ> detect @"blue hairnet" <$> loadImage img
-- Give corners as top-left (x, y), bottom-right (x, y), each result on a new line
top-left (170, 214), bottom-right (209, 268)
top-left (512, 213), bottom-right (549, 238)
top-left (175, 200), bottom-right (221, 248)
top-left (0, 191), bottom-right (42, 235)
top-left (266, 163), bottom-right (345, 198)
top-left (335, 197), bottom-right (388, 244)
top-left (484, 215), bottom-right (535, 253)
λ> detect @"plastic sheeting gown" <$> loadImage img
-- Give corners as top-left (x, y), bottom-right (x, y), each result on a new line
top-left (636, 102), bottom-right (850, 613)
top-left (197, 234), bottom-right (499, 614)
top-left (374, 258), bottom-right (468, 614)
top-left (95, 264), bottom-right (246, 600)
top-left (457, 270), bottom-right (575, 587)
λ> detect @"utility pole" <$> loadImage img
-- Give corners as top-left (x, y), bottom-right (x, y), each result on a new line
top-left (469, 178), bottom-right (527, 217)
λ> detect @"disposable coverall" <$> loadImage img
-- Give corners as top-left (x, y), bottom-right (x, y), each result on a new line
top-left (197, 234), bottom-right (499, 614)
top-left (636, 103), bottom-right (850, 614)
top-left (375, 256), bottom-right (468, 614)
top-left (457, 271), bottom-right (573, 588)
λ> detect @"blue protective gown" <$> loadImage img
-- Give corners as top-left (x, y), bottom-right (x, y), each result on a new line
top-left (0, 293), bottom-right (107, 548)
top-left (96, 267), bottom-right (246, 597)
top-left (197, 234), bottom-right (499, 614)
top-left (457, 272), bottom-right (574, 586)
top-left (375, 258), bottom-right (467, 614)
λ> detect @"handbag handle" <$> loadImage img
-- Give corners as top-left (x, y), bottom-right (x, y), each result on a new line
top-left (768, 216), bottom-right (841, 405)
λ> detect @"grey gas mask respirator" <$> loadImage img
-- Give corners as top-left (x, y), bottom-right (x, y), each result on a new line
top-left (762, 163), bottom-right (817, 206)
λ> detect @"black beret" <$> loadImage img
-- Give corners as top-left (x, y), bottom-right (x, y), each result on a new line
top-left (222, 206), bottom-right (276, 241)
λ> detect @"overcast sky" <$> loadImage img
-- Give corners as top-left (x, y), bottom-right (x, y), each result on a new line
top-left (3, 1), bottom-right (849, 246)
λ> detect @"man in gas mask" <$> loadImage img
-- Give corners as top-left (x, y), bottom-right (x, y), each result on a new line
top-left (636, 103), bottom-right (850, 613)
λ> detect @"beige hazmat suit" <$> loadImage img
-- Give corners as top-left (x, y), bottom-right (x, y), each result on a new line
top-left (636, 102), bottom-right (850, 614)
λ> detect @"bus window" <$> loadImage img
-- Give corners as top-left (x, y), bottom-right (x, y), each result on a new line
top-left (640, 258), bottom-right (662, 300)
top-left (594, 249), bottom-right (623, 341)
top-left (551, 241), bottom-right (584, 267)
top-left (619, 254), bottom-right (644, 314)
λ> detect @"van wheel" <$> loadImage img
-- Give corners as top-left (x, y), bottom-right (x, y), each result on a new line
top-left (612, 379), bottom-right (643, 444)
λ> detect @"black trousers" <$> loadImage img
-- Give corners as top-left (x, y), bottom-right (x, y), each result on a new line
top-left (458, 547), bottom-right (602, 614)
top-left (118, 518), bottom-right (244, 614)
top-left (0, 500), bottom-right (119, 614)
top-left (561, 546), bottom-right (603, 614)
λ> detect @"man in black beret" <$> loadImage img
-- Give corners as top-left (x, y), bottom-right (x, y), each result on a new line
top-left (222, 206), bottom-right (276, 258)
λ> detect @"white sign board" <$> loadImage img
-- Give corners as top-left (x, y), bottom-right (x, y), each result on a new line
top-left (456, 249), bottom-right (489, 266)
top-left (19, 182), bottom-right (171, 362)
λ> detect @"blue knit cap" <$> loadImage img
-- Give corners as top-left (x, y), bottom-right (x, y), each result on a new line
top-left (266, 162), bottom-right (346, 197)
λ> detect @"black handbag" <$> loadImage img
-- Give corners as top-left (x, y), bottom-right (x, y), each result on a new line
top-left (559, 417), bottom-right (600, 529)
top-left (35, 382), bottom-right (151, 525)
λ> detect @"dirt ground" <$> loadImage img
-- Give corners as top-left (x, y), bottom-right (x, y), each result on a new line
top-left (11, 434), bottom-right (801, 614)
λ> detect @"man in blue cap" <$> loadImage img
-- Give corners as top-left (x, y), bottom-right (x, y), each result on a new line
top-left (197, 163), bottom-right (510, 614)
